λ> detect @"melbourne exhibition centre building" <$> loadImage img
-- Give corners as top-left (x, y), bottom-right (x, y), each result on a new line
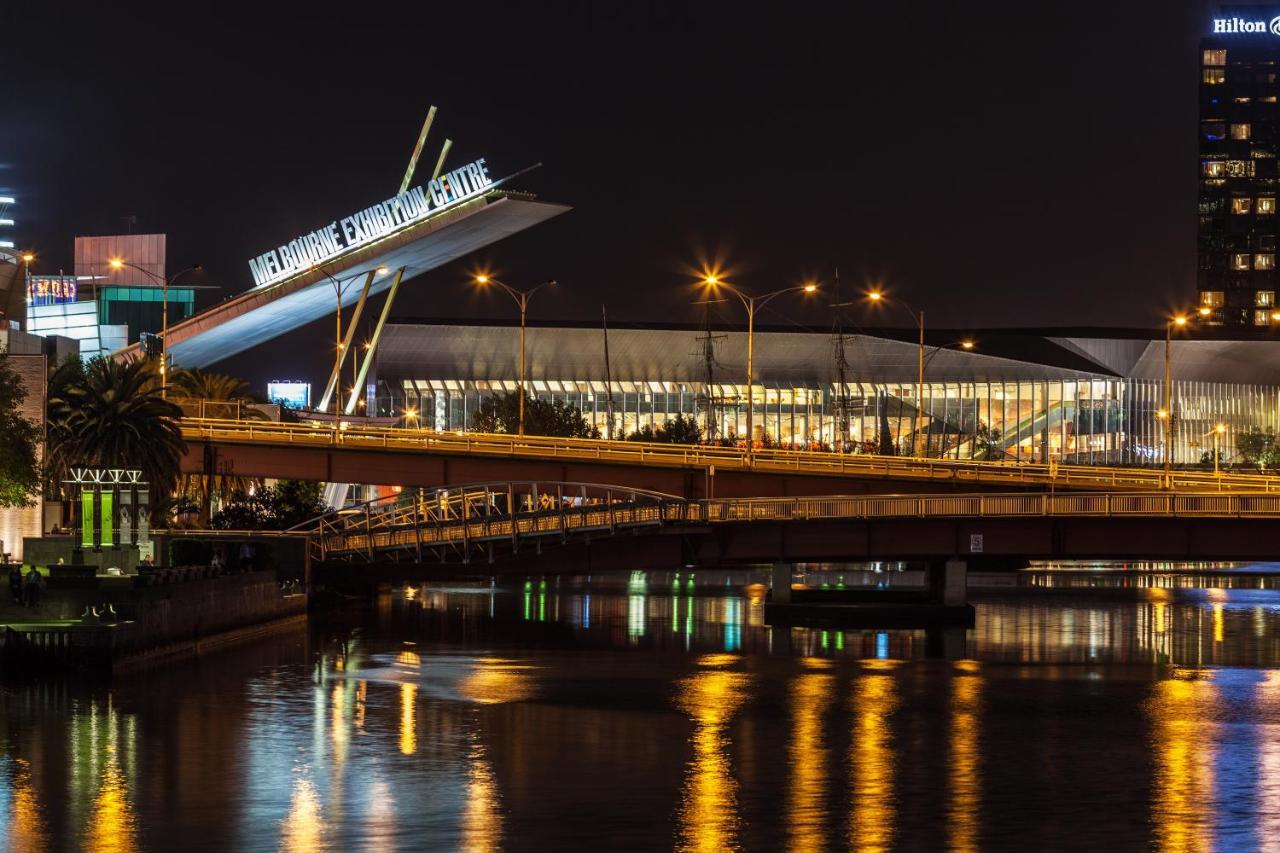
top-left (367, 319), bottom-right (1280, 468)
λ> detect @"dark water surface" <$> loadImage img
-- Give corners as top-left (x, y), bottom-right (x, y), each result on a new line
top-left (4, 570), bottom-right (1280, 851)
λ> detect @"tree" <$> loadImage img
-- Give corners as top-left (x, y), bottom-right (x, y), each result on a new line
top-left (627, 414), bottom-right (703, 445)
top-left (170, 367), bottom-right (265, 520)
top-left (209, 480), bottom-right (328, 530)
top-left (0, 349), bottom-right (42, 508)
top-left (1236, 427), bottom-right (1279, 471)
top-left (471, 392), bottom-right (600, 438)
top-left (973, 421), bottom-right (1006, 461)
top-left (46, 356), bottom-right (185, 522)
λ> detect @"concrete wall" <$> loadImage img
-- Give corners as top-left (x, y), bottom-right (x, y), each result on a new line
top-left (0, 351), bottom-right (46, 561)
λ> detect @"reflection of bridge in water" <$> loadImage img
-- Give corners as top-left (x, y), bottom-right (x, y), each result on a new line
top-left (301, 482), bottom-right (1280, 572)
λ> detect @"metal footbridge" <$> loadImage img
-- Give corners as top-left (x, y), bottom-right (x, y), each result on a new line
top-left (301, 480), bottom-right (1280, 565)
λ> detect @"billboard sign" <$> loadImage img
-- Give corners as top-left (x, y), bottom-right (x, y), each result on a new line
top-left (268, 380), bottom-right (311, 409)
top-left (27, 275), bottom-right (77, 307)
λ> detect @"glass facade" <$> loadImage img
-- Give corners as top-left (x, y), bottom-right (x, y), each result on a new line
top-left (378, 376), bottom-right (1279, 465)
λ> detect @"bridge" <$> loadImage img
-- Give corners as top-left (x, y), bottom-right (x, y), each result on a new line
top-left (299, 481), bottom-right (1280, 579)
top-left (180, 416), bottom-right (1280, 499)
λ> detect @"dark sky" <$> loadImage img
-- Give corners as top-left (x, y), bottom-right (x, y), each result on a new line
top-left (2, 2), bottom-right (1218, 389)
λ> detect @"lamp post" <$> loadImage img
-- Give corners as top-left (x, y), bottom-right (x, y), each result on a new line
top-left (1212, 422), bottom-right (1227, 476)
top-left (702, 275), bottom-right (818, 464)
top-left (1161, 312), bottom-right (1206, 484)
top-left (473, 275), bottom-right (556, 436)
top-left (313, 268), bottom-right (371, 415)
top-left (866, 291), bottom-right (927, 456)
top-left (918, 339), bottom-right (977, 457)
top-left (108, 258), bottom-right (202, 398)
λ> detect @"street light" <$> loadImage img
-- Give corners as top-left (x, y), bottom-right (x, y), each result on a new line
top-left (473, 274), bottom-right (557, 436)
top-left (312, 267), bottom-right (371, 415)
top-left (108, 258), bottom-right (202, 397)
top-left (866, 289), bottom-right (927, 456)
top-left (1212, 422), bottom-right (1227, 476)
top-left (914, 339), bottom-right (978, 457)
top-left (702, 275), bottom-right (818, 463)
top-left (1162, 312), bottom-right (1198, 484)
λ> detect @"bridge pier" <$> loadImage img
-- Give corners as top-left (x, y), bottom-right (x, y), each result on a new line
top-left (926, 559), bottom-right (968, 606)
top-left (771, 561), bottom-right (793, 604)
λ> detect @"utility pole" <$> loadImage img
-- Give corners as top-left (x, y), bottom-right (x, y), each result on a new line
top-left (831, 268), bottom-right (853, 453)
top-left (602, 305), bottom-right (616, 440)
top-left (693, 298), bottom-right (727, 443)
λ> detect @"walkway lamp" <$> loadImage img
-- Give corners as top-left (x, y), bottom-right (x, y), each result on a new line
top-left (1163, 312), bottom-right (1200, 484)
top-left (473, 274), bottom-right (556, 436)
top-left (702, 275), bottom-right (818, 465)
top-left (866, 290), bottom-right (927, 456)
top-left (108, 258), bottom-right (202, 398)
top-left (1210, 423), bottom-right (1227, 476)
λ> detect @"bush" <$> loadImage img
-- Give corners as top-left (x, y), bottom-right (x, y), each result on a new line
top-left (170, 538), bottom-right (213, 568)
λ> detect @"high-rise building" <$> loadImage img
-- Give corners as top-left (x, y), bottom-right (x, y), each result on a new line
top-left (1197, 6), bottom-right (1280, 326)
top-left (0, 194), bottom-right (14, 251)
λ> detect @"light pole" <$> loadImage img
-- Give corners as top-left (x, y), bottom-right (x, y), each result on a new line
top-left (474, 275), bottom-right (556, 436)
top-left (1211, 422), bottom-right (1227, 476)
top-left (701, 275), bottom-right (817, 464)
top-left (866, 290), bottom-right (926, 456)
top-left (108, 258), bottom-right (202, 398)
top-left (313, 268), bottom-right (371, 415)
top-left (918, 339), bottom-right (976, 457)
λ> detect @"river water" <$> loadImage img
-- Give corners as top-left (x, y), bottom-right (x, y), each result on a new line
top-left (3, 568), bottom-right (1280, 851)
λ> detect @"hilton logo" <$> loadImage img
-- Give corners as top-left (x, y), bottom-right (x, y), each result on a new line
top-left (1212, 15), bottom-right (1280, 35)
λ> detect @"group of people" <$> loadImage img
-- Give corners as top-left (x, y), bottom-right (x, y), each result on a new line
top-left (7, 565), bottom-right (42, 608)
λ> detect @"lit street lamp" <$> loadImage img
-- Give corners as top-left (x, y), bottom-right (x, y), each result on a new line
top-left (313, 267), bottom-right (374, 415)
top-left (702, 275), bottom-right (817, 464)
top-left (866, 290), bottom-right (927, 456)
top-left (108, 258), bottom-right (202, 398)
top-left (473, 274), bottom-right (556, 436)
top-left (1161, 312), bottom-right (1202, 484)
top-left (1210, 422), bottom-right (1227, 476)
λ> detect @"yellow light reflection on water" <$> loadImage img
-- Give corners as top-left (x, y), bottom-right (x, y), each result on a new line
top-left (457, 658), bottom-right (537, 705)
top-left (850, 665), bottom-right (899, 852)
top-left (949, 666), bottom-right (982, 853)
top-left (1148, 671), bottom-right (1217, 852)
top-left (1213, 604), bottom-right (1224, 645)
top-left (788, 664), bottom-right (835, 851)
top-left (6, 758), bottom-right (47, 850)
top-left (86, 742), bottom-right (137, 853)
top-left (675, 656), bottom-right (753, 853)
top-left (400, 682), bottom-right (417, 755)
top-left (281, 778), bottom-right (324, 852)
top-left (460, 735), bottom-right (502, 853)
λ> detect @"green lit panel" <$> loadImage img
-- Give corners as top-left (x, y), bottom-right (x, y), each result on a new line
top-left (81, 492), bottom-right (94, 548)
top-left (100, 492), bottom-right (113, 547)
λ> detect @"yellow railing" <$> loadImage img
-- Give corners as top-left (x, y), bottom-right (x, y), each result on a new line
top-left (315, 489), bottom-right (1280, 558)
top-left (179, 416), bottom-right (1280, 494)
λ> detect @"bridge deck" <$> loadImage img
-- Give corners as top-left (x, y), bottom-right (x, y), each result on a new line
top-left (181, 417), bottom-right (1280, 494)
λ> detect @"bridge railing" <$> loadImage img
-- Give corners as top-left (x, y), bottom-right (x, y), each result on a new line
top-left (179, 416), bottom-right (1280, 494)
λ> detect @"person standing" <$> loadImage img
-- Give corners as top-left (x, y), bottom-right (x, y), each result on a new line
top-left (8, 564), bottom-right (23, 604)
top-left (23, 566), bottom-right (41, 609)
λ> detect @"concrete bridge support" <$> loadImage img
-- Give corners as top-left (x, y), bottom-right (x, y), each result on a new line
top-left (771, 561), bottom-right (793, 604)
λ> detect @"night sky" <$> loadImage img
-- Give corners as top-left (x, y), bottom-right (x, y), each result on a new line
top-left (2, 2), bottom-right (1218, 389)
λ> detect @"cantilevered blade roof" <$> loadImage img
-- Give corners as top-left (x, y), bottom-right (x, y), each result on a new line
top-left (113, 194), bottom-right (570, 368)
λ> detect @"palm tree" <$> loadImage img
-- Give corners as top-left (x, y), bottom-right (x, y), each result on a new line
top-left (170, 366), bottom-right (264, 520)
top-left (46, 356), bottom-right (185, 522)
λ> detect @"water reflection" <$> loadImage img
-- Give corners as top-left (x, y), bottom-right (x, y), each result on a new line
top-left (787, 660), bottom-right (835, 851)
top-left (281, 777), bottom-right (324, 852)
top-left (949, 663), bottom-right (982, 853)
top-left (850, 663), bottom-right (899, 852)
top-left (6, 570), bottom-right (1280, 849)
top-left (675, 654), bottom-right (752, 853)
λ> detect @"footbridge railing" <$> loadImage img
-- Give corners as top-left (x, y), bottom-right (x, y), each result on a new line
top-left (296, 481), bottom-right (686, 564)
top-left (180, 416), bottom-right (1280, 494)
top-left (300, 486), bottom-right (1280, 564)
